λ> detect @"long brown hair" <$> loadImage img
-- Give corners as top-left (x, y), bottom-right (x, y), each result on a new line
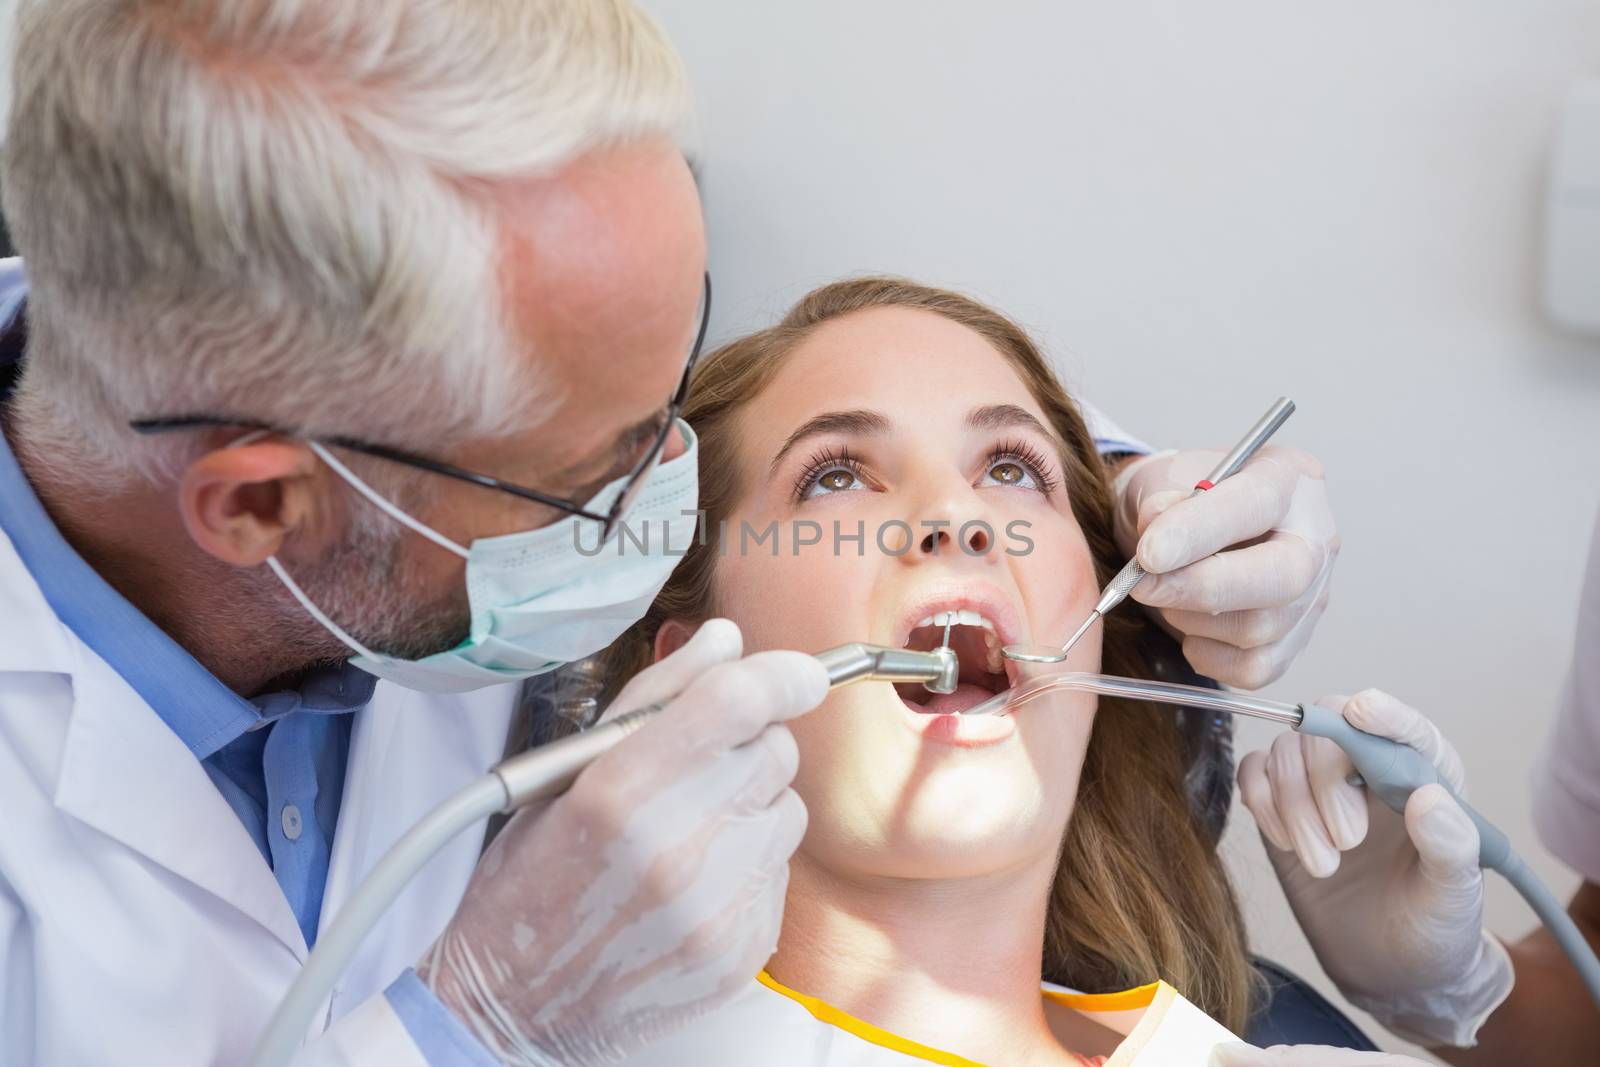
top-left (585, 278), bottom-right (1255, 1030)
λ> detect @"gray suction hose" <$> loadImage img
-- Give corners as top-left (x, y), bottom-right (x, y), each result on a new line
top-left (1298, 704), bottom-right (1600, 1009)
top-left (249, 642), bottom-right (955, 1067)
top-left (976, 672), bottom-right (1600, 1013)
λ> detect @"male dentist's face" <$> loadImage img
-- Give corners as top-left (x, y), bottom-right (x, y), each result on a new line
top-left (284, 138), bottom-right (708, 658)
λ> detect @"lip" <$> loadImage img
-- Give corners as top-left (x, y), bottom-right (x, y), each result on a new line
top-left (887, 582), bottom-right (1028, 746)
top-left (900, 698), bottom-right (1017, 747)
top-left (890, 582), bottom-right (1028, 651)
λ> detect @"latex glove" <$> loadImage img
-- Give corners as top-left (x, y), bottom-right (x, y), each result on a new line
top-left (1211, 1042), bottom-right (1432, 1066)
top-left (418, 619), bottom-right (828, 1066)
top-left (1236, 689), bottom-right (1513, 1048)
top-left (1113, 446), bottom-right (1337, 689)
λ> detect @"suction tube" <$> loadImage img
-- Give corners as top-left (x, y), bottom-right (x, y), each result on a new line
top-left (988, 672), bottom-right (1600, 1011)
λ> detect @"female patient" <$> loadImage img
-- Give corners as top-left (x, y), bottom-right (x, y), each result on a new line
top-left (578, 279), bottom-right (1253, 1065)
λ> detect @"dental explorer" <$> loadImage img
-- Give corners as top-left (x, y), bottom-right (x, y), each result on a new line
top-left (249, 641), bottom-right (959, 1067)
top-left (966, 671), bottom-right (1600, 1011)
top-left (1003, 396), bottom-right (1297, 668)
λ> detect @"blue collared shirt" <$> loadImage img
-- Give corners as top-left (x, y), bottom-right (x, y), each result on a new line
top-left (0, 347), bottom-right (366, 950)
top-left (0, 261), bottom-right (493, 1063)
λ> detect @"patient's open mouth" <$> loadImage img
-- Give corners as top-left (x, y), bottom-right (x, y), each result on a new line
top-left (895, 608), bottom-right (1018, 717)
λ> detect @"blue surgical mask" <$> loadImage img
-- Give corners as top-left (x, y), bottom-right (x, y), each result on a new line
top-left (266, 422), bottom-right (700, 693)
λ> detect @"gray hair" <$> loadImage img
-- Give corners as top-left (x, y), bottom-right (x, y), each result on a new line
top-left (2, 0), bottom-right (692, 484)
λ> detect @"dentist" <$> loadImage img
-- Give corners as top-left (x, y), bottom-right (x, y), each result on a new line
top-left (0, 2), bottom-right (1339, 1065)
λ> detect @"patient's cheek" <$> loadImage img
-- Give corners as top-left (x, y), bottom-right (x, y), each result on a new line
top-left (1012, 522), bottom-right (1100, 646)
top-left (711, 522), bottom-right (872, 656)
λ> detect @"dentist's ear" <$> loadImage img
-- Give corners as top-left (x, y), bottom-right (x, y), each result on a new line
top-left (178, 440), bottom-right (326, 566)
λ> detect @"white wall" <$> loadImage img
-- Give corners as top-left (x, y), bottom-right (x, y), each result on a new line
top-left (643, 0), bottom-right (1600, 1057)
top-left (0, 4), bottom-right (10, 138)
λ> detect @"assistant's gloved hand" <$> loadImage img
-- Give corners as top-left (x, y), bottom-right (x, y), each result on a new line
top-left (1113, 446), bottom-right (1337, 689)
top-left (1210, 1042), bottom-right (1432, 1066)
top-left (1236, 689), bottom-right (1514, 1048)
top-left (417, 619), bottom-right (828, 1066)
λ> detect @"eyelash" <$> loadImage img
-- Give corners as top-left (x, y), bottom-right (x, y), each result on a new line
top-left (990, 439), bottom-right (1061, 494)
top-left (792, 446), bottom-right (868, 500)
top-left (792, 440), bottom-right (1061, 500)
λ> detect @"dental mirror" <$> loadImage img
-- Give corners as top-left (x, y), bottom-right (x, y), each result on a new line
top-left (1001, 642), bottom-right (1072, 664)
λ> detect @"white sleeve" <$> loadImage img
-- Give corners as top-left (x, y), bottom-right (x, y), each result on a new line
top-left (1532, 507), bottom-right (1600, 884)
top-left (1077, 398), bottom-right (1152, 456)
top-left (285, 994), bottom-right (431, 1067)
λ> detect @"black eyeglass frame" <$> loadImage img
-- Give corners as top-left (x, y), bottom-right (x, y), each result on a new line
top-left (131, 273), bottom-right (711, 544)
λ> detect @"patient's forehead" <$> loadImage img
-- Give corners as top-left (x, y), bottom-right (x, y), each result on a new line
top-left (736, 306), bottom-right (1057, 464)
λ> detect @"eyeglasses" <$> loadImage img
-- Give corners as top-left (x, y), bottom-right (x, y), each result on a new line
top-left (131, 272), bottom-right (711, 545)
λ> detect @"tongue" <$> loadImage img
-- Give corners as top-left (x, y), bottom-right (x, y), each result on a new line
top-left (901, 681), bottom-right (995, 716)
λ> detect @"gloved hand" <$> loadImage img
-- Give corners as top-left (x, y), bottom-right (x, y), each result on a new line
top-left (1235, 689), bottom-right (1513, 1048)
top-left (1210, 1042), bottom-right (1432, 1066)
top-left (1113, 446), bottom-right (1337, 689)
top-left (417, 619), bottom-right (828, 1066)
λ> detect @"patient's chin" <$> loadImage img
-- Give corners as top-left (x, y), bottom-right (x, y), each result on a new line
top-left (824, 784), bottom-right (1070, 882)
top-left (788, 688), bottom-right (1086, 884)
top-left (872, 827), bottom-right (1057, 883)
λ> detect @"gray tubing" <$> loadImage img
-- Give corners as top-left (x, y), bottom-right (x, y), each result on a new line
top-left (250, 641), bottom-right (950, 1067)
top-left (248, 774), bottom-right (509, 1067)
top-left (1298, 705), bottom-right (1600, 1011)
top-left (1492, 849), bottom-right (1600, 1009)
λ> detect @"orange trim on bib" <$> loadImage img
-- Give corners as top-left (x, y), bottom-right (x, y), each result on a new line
top-left (756, 970), bottom-right (1159, 1066)
top-left (1041, 981), bottom-right (1161, 1014)
top-left (756, 970), bottom-right (985, 1066)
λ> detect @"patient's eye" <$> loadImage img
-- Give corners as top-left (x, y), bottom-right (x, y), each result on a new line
top-left (794, 447), bottom-right (869, 500)
top-left (987, 460), bottom-right (1031, 486)
top-left (979, 441), bottom-right (1059, 494)
top-left (816, 468), bottom-right (859, 492)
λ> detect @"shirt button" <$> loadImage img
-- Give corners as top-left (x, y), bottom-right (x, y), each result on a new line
top-left (281, 804), bottom-right (303, 842)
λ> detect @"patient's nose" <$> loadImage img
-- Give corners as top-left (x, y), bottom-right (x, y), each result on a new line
top-left (660, 421), bottom-right (689, 462)
top-left (915, 523), bottom-right (990, 556)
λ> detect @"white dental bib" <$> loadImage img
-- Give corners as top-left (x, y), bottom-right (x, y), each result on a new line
top-left (616, 971), bottom-right (1239, 1066)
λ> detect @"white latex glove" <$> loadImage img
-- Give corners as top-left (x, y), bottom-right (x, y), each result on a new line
top-left (1113, 446), bottom-right (1337, 689)
top-left (1236, 689), bottom-right (1513, 1048)
top-left (1210, 1042), bottom-right (1432, 1066)
top-left (418, 619), bottom-right (828, 1066)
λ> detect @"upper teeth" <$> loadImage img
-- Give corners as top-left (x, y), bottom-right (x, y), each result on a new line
top-left (915, 609), bottom-right (995, 631)
top-left (913, 610), bottom-right (1004, 673)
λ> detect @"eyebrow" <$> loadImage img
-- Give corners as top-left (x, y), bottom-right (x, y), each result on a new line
top-left (967, 403), bottom-right (1054, 439)
top-left (768, 409), bottom-right (892, 477)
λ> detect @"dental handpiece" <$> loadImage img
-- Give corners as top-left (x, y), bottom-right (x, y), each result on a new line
top-left (1003, 396), bottom-right (1297, 668)
top-left (495, 641), bottom-right (958, 807)
top-left (969, 672), bottom-right (1600, 1011)
top-left (248, 640), bottom-right (959, 1067)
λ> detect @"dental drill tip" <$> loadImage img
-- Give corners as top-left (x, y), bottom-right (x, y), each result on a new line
top-left (941, 617), bottom-right (953, 649)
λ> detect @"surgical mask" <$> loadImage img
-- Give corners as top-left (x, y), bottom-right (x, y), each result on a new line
top-left (266, 421), bottom-right (700, 693)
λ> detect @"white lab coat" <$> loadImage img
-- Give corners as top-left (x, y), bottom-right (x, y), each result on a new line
top-left (1532, 506), bottom-right (1600, 884)
top-left (0, 528), bottom-right (515, 1065)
